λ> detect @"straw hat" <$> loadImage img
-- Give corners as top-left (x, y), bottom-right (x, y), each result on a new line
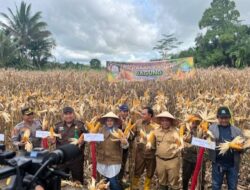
top-left (155, 111), bottom-right (178, 125)
top-left (99, 112), bottom-right (121, 124)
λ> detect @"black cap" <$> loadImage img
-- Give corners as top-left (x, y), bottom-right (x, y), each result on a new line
top-left (63, 106), bottom-right (74, 114)
top-left (217, 106), bottom-right (231, 118)
top-left (21, 107), bottom-right (34, 115)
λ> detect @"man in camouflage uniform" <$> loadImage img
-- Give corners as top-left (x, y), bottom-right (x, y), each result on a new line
top-left (131, 107), bottom-right (158, 190)
top-left (54, 106), bottom-right (87, 184)
top-left (12, 107), bottom-right (42, 153)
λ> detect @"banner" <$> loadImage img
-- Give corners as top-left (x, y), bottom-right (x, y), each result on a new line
top-left (107, 57), bottom-right (194, 82)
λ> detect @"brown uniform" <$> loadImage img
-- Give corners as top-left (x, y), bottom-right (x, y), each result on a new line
top-left (154, 127), bottom-right (180, 189)
top-left (54, 120), bottom-right (87, 183)
top-left (182, 129), bottom-right (205, 190)
top-left (133, 119), bottom-right (156, 178)
top-left (96, 126), bottom-right (123, 165)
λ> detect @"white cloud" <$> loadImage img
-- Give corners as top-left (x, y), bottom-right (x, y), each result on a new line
top-left (1, 0), bottom-right (250, 64)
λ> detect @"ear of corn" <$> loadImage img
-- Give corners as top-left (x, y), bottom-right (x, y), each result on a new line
top-left (218, 136), bottom-right (244, 155)
top-left (22, 129), bottom-right (31, 143)
top-left (146, 131), bottom-right (155, 149)
top-left (110, 128), bottom-right (125, 141)
top-left (49, 126), bottom-right (61, 139)
top-left (123, 119), bottom-right (136, 138)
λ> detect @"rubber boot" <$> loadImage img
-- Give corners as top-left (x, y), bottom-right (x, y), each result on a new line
top-left (131, 177), bottom-right (140, 190)
top-left (144, 177), bottom-right (151, 190)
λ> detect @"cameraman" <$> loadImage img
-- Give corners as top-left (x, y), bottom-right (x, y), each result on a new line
top-left (53, 106), bottom-right (87, 184)
top-left (11, 107), bottom-right (42, 154)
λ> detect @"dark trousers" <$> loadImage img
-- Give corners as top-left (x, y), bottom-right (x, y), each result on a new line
top-left (107, 174), bottom-right (123, 190)
top-left (60, 156), bottom-right (84, 184)
top-left (118, 148), bottom-right (129, 181)
top-left (212, 163), bottom-right (238, 190)
top-left (182, 159), bottom-right (205, 190)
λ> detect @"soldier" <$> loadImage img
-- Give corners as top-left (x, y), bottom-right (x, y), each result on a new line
top-left (12, 107), bottom-right (42, 153)
top-left (96, 112), bottom-right (129, 190)
top-left (54, 106), bottom-right (87, 184)
top-left (131, 107), bottom-right (158, 190)
top-left (153, 111), bottom-right (181, 190)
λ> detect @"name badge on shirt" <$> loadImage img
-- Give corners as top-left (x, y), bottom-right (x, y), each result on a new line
top-left (59, 127), bottom-right (64, 131)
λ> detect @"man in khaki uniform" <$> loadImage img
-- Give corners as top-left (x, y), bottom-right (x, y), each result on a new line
top-left (131, 107), bottom-right (158, 190)
top-left (154, 111), bottom-right (181, 190)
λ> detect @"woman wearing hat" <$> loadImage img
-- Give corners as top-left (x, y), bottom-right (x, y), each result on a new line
top-left (96, 112), bottom-right (129, 190)
top-left (153, 111), bottom-right (181, 190)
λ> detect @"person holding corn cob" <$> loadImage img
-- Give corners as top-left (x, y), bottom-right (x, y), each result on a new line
top-left (118, 104), bottom-right (132, 186)
top-left (131, 107), bottom-right (158, 190)
top-left (151, 111), bottom-right (181, 190)
top-left (208, 106), bottom-right (243, 190)
top-left (53, 106), bottom-right (87, 184)
top-left (11, 107), bottom-right (42, 154)
top-left (182, 114), bottom-right (205, 190)
top-left (96, 111), bottom-right (129, 190)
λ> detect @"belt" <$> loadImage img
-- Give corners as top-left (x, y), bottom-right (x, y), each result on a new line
top-left (156, 155), bottom-right (178, 161)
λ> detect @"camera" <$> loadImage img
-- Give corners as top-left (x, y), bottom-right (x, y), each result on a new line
top-left (0, 144), bottom-right (81, 190)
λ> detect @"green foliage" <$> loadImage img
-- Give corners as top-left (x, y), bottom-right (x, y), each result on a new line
top-left (90, 58), bottom-right (101, 69)
top-left (0, 1), bottom-right (55, 69)
top-left (0, 31), bottom-right (18, 67)
top-left (195, 0), bottom-right (250, 68)
top-left (153, 33), bottom-right (183, 59)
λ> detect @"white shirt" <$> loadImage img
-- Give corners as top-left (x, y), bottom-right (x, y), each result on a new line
top-left (97, 163), bottom-right (121, 178)
top-left (97, 139), bottom-right (129, 178)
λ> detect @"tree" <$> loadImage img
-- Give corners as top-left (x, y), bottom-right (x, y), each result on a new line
top-left (90, 59), bottom-right (101, 69)
top-left (153, 33), bottom-right (183, 59)
top-left (195, 0), bottom-right (250, 67)
top-left (0, 30), bottom-right (18, 67)
top-left (0, 1), bottom-right (55, 68)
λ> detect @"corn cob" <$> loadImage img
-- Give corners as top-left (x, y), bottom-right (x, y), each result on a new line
top-left (218, 136), bottom-right (244, 155)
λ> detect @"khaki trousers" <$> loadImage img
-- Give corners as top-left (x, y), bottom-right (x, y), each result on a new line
top-left (156, 156), bottom-right (180, 189)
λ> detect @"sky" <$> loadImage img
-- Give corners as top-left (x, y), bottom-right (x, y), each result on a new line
top-left (0, 0), bottom-right (250, 65)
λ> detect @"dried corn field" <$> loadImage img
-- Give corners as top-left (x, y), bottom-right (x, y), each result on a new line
top-left (0, 68), bottom-right (250, 189)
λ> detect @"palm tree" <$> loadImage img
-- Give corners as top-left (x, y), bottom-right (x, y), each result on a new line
top-left (0, 1), bottom-right (55, 68)
top-left (0, 30), bottom-right (18, 67)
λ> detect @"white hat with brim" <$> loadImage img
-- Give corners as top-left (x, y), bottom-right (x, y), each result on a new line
top-left (155, 111), bottom-right (178, 125)
top-left (99, 112), bottom-right (121, 124)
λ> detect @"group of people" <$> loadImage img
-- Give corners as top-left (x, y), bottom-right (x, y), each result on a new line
top-left (11, 104), bottom-right (243, 190)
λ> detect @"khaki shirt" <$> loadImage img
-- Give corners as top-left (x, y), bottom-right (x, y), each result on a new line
top-left (134, 119), bottom-right (158, 159)
top-left (12, 120), bottom-right (42, 150)
top-left (154, 127), bottom-right (180, 160)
